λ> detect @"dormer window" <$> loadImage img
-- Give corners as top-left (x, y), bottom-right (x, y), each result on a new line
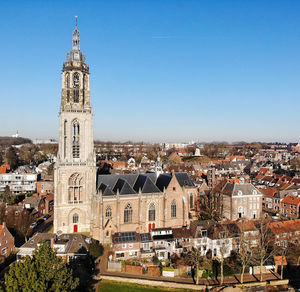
top-left (238, 190), bottom-right (242, 196)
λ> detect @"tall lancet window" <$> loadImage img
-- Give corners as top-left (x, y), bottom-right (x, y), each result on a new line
top-left (68, 173), bottom-right (83, 203)
top-left (124, 204), bottom-right (132, 223)
top-left (83, 74), bottom-right (86, 105)
top-left (66, 73), bottom-right (70, 103)
top-left (171, 200), bottom-right (177, 218)
top-left (73, 72), bottom-right (79, 103)
top-left (63, 120), bottom-right (67, 158)
top-left (148, 203), bottom-right (155, 221)
top-left (72, 121), bottom-right (80, 158)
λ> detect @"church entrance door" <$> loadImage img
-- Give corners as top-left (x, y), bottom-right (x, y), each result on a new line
top-left (74, 224), bottom-right (78, 232)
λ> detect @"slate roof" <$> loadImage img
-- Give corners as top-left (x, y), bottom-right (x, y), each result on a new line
top-left (97, 172), bottom-right (195, 196)
top-left (20, 233), bottom-right (93, 254)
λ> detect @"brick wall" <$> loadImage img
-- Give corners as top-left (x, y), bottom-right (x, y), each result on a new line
top-left (148, 266), bottom-right (161, 277)
top-left (121, 264), bottom-right (143, 274)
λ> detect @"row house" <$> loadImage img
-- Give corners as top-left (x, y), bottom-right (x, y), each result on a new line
top-left (111, 220), bottom-right (263, 263)
top-left (0, 173), bottom-right (37, 194)
top-left (260, 187), bottom-right (281, 214)
top-left (36, 177), bottom-right (54, 195)
top-left (17, 232), bottom-right (95, 262)
top-left (112, 227), bottom-right (194, 261)
top-left (0, 223), bottom-right (15, 259)
top-left (191, 221), bottom-right (240, 259)
top-left (269, 219), bottom-right (300, 248)
top-left (280, 195), bottom-right (300, 219)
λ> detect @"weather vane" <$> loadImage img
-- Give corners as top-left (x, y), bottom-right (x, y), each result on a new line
top-left (75, 15), bottom-right (78, 27)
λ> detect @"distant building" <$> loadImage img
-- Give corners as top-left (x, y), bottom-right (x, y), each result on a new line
top-left (0, 173), bottom-right (37, 194)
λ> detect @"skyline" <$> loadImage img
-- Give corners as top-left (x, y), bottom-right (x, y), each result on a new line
top-left (1, 1), bottom-right (300, 143)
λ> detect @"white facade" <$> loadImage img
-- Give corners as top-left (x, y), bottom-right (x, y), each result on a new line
top-left (0, 174), bottom-right (37, 194)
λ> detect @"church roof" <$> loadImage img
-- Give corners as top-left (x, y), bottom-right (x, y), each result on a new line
top-left (97, 172), bottom-right (195, 196)
top-left (113, 178), bottom-right (136, 195)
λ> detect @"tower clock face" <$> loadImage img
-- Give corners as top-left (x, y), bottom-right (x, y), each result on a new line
top-left (73, 74), bottom-right (79, 88)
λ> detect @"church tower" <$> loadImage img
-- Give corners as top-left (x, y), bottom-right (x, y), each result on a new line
top-left (54, 20), bottom-right (97, 234)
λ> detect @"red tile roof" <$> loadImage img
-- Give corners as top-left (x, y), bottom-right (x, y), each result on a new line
top-left (269, 219), bottom-right (300, 234)
top-left (281, 195), bottom-right (300, 205)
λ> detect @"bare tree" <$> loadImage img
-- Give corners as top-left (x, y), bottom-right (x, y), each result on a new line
top-left (213, 225), bottom-right (229, 285)
top-left (253, 217), bottom-right (277, 282)
top-left (16, 209), bottom-right (34, 242)
top-left (216, 243), bottom-right (227, 285)
top-left (237, 221), bottom-right (255, 284)
top-left (276, 245), bottom-right (288, 280)
top-left (186, 247), bottom-right (204, 285)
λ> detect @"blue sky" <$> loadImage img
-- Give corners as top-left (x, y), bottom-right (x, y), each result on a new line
top-left (1, 0), bottom-right (300, 143)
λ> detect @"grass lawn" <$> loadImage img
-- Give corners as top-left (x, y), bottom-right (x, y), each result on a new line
top-left (98, 280), bottom-right (196, 292)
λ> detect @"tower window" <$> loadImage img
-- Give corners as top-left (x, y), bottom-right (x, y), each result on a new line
top-left (171, 200), bottom-right (177, 218)
top-left (72, 121), bottom-right (80, 158)
top-left (124, 204), bottom-right (132, 223)
top-left (68, 173), bottom-right (83, 203)
top-left (66, 73), bottom-right (70, 103)
top-left (73, 73), bottom-right (80, 103)
top-left (73, 213), bottom-right (79, 223)
top-left (64, 120), bottom-right (67, 158)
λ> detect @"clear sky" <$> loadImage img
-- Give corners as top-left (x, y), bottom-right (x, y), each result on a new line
top-left (1, 0), bottom-right (300, 143)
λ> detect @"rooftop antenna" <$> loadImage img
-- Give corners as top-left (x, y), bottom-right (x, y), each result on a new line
top-left (75, 15), bottom-right (78, 27)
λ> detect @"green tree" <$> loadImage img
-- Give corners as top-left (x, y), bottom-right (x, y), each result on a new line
top-left (88, 241), bottom-right (104, 259)
top-left (4, 147), bottom-right (19, 169)
top-left (4, 242), bottom-right (79, 292)
top-left (0, 152), bottom-right (3, 165)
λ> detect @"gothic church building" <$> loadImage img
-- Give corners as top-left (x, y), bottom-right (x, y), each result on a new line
top-left (54, 24), bottom-right (197, 243)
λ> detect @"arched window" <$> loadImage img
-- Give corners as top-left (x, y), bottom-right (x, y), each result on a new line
top-left (73, 72), bottom-right (79, 103)
top-left (68, 173), bottom-right (83, 203)
top-left (83, 74), bottom-right (86, 105)
top-left (72, 121), bottom-right (80, 158)
top-left (148, 203), bottom-right (155, 221)
top-left (124, 204), bottom-right (132, 223)
top-left (63, 120), bottom-right (67, 158)
top-left (171, 200), bottom-right (177, 218)
top-left (66, 73), bottom-right (70, 102)
top-left (189, 193), bottom-right (194, 209)
top-left (73, 213), bottom-right (79, 223)
top-left (105, 206), bottom-right (112, 219)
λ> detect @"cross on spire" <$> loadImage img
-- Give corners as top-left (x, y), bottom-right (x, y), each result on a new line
top-left (75, 15), bottom-right (78, 27)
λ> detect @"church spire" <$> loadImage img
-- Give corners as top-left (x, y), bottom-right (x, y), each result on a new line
top-left (66, 16), bottom-right (86, 63)
top-left (72, 16), bottom-right (80, 51)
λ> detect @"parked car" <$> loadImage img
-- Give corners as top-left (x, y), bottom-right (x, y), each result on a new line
top-left (30, 222), bottom-right (37, 229)
top-left (43, 214), bottom-right (51, 221)
top-left (37, 219), bottom-right (44, 225)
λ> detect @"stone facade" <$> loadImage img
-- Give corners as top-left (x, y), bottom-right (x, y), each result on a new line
top-left (54, 24), bottom-right (197, 242)
top-left (54, 23), bottom-right (96, 235)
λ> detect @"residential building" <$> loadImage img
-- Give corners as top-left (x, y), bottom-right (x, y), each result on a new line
top-left (0, 223), bottom-right (15, 258)
top-left (17, 232), bottom-right (94, 262)
top-left (0, 173), bottom-right (37, 194)
top-left (280, 195), bottom-right (300, 219)
top-left (221, 182), bottom-right (262, 220)
top-left (269, 219), bottom-right (300, 247)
